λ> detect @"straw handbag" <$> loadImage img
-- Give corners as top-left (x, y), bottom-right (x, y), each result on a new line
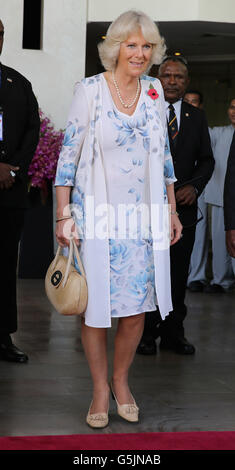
top-left (45, 239), bottom-right (88, 315)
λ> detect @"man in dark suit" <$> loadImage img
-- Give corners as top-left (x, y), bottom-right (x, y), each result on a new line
top-left (0, 19), bottom-right (40, 362)
top-left (224, 131), bottom-right (235, 258)
top-left (137, 56), bottom-right (214, 355)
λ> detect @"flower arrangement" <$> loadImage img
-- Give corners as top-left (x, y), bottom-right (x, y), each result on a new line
top-left (28, 109), bottom-right (64, 190)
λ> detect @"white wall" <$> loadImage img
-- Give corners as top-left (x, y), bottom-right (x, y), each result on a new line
top-left (0, 0), bottom-right (87, 130)
top-left (88, 0), bottom-right (235, 22)
top-left (88, 0), bottom-right (199, 22)
top-left (198, 0), bottom-right (235, 22)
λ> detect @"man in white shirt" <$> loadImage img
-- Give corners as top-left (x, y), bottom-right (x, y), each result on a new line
top-left (203, 99), bottom-right (235, 292)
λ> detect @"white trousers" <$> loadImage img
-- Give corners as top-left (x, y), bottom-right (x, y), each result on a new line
top-left (188, 198), bottom-right (235, 288)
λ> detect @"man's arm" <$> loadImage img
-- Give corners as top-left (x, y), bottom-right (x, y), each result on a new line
top-left (175, 110), bottom-right (214, 206)
top-left (8, 80), bottom-right (40, 180)
top-left (224, 131), bottom-right (235, 257)
top-left (0, 162), bottom-right (19, 189)
top-left (191, 110), bottom-right (214, 197)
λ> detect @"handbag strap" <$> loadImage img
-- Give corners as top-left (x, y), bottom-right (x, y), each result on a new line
top-left (52, 239), bottom-right (86, 287)
top-left (72, 240), bottom-right (86, 277)
top-left (52, 244), bottom-right (63, 270)
top-left (62, 239), bottom-right (74, 287)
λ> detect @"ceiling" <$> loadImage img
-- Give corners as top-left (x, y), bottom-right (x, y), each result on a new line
top-left (86, 20), bottom-right (235, 65)
top-left (158, 21), bottom-right (235, 62)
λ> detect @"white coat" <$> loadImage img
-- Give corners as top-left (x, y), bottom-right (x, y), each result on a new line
top-left (55, 74), bottom-right (175, 327)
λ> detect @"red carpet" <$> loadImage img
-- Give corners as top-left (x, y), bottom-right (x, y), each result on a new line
top-left (0, 431), bottom-right (235, 450)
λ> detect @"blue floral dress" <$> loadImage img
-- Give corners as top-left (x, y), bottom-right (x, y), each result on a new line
top-left (101, 76), bottom-right (175, 318)
top-left (55, 74), bottom-right (176, 323)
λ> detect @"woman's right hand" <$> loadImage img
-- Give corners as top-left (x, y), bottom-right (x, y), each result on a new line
top-left (170, 213), bottom-right (183, 246)
top-left (56, 218), bottom-right (80, 248)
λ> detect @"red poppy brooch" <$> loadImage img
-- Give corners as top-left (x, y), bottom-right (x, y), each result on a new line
top-left (147, 83), bottom-right (159, 100)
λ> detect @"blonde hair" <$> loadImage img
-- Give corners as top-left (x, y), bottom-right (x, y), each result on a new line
top-left (98, 10), bottom-right (166, 72)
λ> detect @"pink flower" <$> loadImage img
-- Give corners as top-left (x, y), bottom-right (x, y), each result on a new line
top-left (28, 109), bottom-right (64, 188)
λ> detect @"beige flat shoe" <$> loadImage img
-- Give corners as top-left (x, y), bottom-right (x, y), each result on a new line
top-left (86, 401), bottom-right (109, 429)
top-left (110, 380), bottom-right (139, 423)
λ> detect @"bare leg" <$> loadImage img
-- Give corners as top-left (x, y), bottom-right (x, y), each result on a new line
top-left (81, 318), bottom-right (110, 414)
top-left (112, 313), bottom-right (145, 404)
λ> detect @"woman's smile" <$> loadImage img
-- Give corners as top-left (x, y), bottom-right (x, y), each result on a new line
top-left (117, 29), bottom-right (153, 77)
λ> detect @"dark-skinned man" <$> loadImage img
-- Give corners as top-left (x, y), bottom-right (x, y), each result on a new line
top-left (0, 19), bottom-right (40, 362)
top-left (137, 56), bottom-right (214, 355)
top-left (184, 89), bottom-right (203, 110)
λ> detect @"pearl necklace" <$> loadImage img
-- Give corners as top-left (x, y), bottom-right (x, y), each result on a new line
top-left (112, 71), bottom-right (140, 109)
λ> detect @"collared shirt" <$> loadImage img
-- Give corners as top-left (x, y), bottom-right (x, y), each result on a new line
top-left (165, 99), bottom-right (182, 129)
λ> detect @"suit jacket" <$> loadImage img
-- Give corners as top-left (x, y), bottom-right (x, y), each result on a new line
top-left (169, 101), bottom-right (214, 227)
top-left (0, 63), bottom-right (40, 208)
top-left (224, 131), bottom-right (235, 230)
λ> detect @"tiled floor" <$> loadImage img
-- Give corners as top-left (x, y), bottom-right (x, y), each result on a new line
top-left (1, 279), bottom-right (235, 436)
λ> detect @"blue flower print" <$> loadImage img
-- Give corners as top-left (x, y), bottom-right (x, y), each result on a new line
top-left (63, 123), bottom-right (77, 147)
top-left (110, 277), bottom-right (120, 295)
top-left (109, 238), bottom-right (156, 314)
top-left (72, 187), bottom-right (84, 212)
top-left (165, 133), bottom-right (171, 156)
top-left (63, 122), bottom-right (85, 148)
top-left (164, 158), bottom-right (175, 180)
top-left (129, 268), bottom-right (155, 306)
top-left (109, 240), bottom-right (132, 274)
top-left (82, 74), bottom-right (101, 86)
top-left (107, 110), bottom-right (150, 151)
top-left (144, 240), bottom-right (154, 262)
top-left (143, 137), bottom-right (150, 151)
top-left (55, 162), bottom-right (76, 185)
top-left (163, 184), bottom-right (168, 203)
top-left (141, 75), bottom-right (156, 82)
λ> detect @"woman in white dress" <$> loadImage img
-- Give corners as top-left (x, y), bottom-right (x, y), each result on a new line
top-left (55, 10), bottom-right (182, 428)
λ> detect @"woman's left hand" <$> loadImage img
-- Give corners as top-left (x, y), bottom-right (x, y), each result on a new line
top-left (170, 213), bottom-right (183, 245)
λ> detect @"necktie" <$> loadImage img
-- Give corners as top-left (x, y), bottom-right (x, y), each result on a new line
top-left (168, 104), bottom-right (178, 149)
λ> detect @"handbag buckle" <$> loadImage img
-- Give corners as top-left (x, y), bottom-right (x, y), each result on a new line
top-left (51, 270), bottom-right (63, 287)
